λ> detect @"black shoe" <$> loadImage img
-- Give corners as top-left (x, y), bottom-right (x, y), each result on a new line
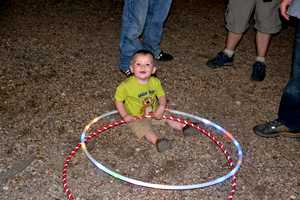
top-left (120, 69), bottom-right (132, 77)
top-left (206, 51), bottom-right (234, 68)
top-left (155, 51), bottom-right (174, 61)
top-left (251, 61), bottom-right (266, 81)
top-left (182, 124), bottom-right (199, 137)
top-left (156, 138), bottom-right (172, 153)
top-left (253, 119), bottom-right (299, 138)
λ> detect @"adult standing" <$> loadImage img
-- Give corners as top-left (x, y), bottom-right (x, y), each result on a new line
top-left (119, 0), bottom-right (174, 76)
top-left (253, 0), bottom-right (300, 137)
top-left (207, 0), bottom-right (281, 81)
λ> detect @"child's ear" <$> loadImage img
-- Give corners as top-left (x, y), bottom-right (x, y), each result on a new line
top-left (152, 67), bottom-right (157, 74)
top-left (129, 66), bottom-right (133, 73)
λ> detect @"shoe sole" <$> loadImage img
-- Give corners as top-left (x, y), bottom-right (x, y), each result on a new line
top-left (207, 63), bottom-right (233, 69)
top-left (251, 75), bottom-right (265, 81)
top-left (254, 130), bottom-right (300, 138)
top-left (254, 131), bottom-right (280, 138)
top-left (156, 58), bottom-right (174, 62)
top-left (281, 132), bottom-right (300, 138)
top-left (251, 78), bottom-right (265, 81)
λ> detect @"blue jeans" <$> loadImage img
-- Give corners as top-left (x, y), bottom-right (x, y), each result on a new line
top-left (119, 0), bottom-right (172, 72)
top-left (278, 18), bottom-right (300, 130)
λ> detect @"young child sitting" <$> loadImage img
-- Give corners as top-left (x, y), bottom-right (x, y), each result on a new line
top-left (114, 50), bottom-right (195, 152)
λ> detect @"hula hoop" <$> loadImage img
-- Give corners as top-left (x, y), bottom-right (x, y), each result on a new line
top-left (62, 109), bottom-right (242, 200)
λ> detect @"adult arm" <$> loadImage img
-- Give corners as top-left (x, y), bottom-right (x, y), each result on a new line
top-left (280, 0), bottom-right (293, 20)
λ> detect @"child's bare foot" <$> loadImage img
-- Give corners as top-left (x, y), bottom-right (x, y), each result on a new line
top-left (156, 138), bottom-right (172, 153)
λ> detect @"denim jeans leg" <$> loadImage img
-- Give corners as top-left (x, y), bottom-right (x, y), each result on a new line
top-left (119, 0), bottom-right (149, 72)
top-left (278, 18), bottom-right (300, 130)
top-left (143, 0), bottom-right (172, 57)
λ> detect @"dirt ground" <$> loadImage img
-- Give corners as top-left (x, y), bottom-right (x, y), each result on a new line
top-left (0, 0), bottom-right (299, 200)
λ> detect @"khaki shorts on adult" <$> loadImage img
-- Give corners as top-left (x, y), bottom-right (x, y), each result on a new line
top-left (128, 119), bottom-right (165, 139)
top-left (225, 0), bottom-right (281, 34)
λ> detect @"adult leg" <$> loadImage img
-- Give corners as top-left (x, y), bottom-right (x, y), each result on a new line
top-left (250, 31), bottom-right (271, 81)
top-left (224, 0), bottom-right (255, 51)
top-left (256, 31), bottom-right (271, 57)
top-left (206, 31), bottom-right (243, 68)
top-left (278, 18), bottom-right (300, 130)
top-left (225, 31), bottom-right (243, 51)
top-left (253, 19), bottom-right (300, 137)
top-left (251, 0), bottom-right (281, 81)
top-left (142, 0), bottom-right (172, 57)
top-left (207, 0), bottom-right (254, 68)
top-left (255, 0), bottom-right (281, 56)
top-left (254, 0), bottom-right (281, 56)
top-left (119, 0), bottom-right (149, 72)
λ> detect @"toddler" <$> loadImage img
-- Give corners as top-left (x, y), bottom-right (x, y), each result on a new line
top-left (115, 50), bottom-right (195, 152)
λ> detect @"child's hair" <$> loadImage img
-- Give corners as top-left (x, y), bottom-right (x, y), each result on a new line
top-left (131, 49), bottom-right (156, 65)
top-left (133, 49), bottom-right (155, 58)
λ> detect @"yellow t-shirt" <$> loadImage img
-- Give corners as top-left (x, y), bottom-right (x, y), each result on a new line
top-left (115, 76), bottom-right (165, 116)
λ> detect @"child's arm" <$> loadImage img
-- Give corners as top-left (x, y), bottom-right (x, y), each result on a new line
top-left (115, 101), bottom-right (135, 122)
top-left (153, 95), bottom-right (167, 119)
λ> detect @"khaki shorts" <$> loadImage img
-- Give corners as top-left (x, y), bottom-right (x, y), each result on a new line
top-left (128, 119), bottom-right (165, 139)
top-left (225, 0), bottom-right (281, 34)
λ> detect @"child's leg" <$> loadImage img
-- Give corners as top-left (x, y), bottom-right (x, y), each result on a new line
top-left (165, 119), bottom-right (185, 130)
top-left (128, 119), bottom-right (171, 152)
top-left (165, 119), bottom-right (199, 137)
top-left (144, 132), bottom-right (159, 144)
top-left (140, 123), bottom-right (172, 152)
top-left (128, 119), bottom-right (158, 144)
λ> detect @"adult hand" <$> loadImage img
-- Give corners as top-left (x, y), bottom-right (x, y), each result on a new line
top-left (280, 0), bottom-right (293, 20)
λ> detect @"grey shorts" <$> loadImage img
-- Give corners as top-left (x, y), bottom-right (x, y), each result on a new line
top-left (225, 0), bottom-right (281, 34)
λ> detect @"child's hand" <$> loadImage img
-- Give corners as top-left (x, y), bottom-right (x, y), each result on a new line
top-left (123, 115), bottom-right (136, 122)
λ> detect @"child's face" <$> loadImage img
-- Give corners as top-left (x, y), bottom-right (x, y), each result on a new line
top-left (130, 54), bottom-right (156, 81)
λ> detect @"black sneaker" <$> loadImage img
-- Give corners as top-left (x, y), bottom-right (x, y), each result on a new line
top-left (206, 51), bottom-right (234, 68)
top-left (182, 125), bottom-right (199, 137)
top-left (155, 51), bottom-right (174, 61)
top-left (156, 138), bottom-right (172, 153)
top-left (251, 61), bottom-right (266, 81)
top-left (120, 69), bottom-right (132, 77)
top-left (253, 119), bottom-right (300, 138)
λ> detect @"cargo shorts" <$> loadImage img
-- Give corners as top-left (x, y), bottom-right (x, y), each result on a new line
top-left (128, 119), bottom-right (166, 139)
top-left (225, 0), bottom-right (281, 34)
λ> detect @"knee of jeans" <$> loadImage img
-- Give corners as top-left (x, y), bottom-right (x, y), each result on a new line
top-left (122, 25), bottom-right (143, 39)
top-left (285, 80), bottom-right (300, 95)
